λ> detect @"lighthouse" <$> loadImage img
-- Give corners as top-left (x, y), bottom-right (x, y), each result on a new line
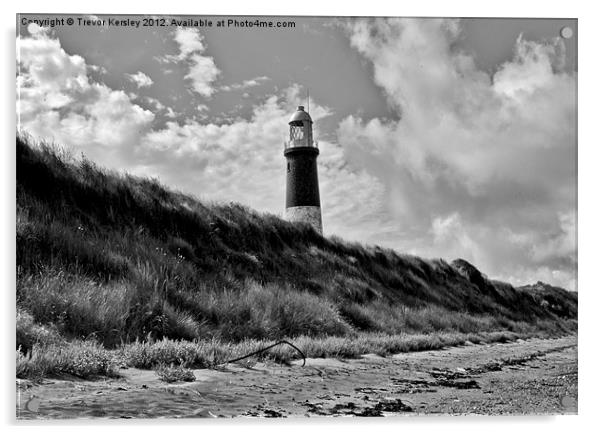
top-left (283, 105), bottom-right (322, 234)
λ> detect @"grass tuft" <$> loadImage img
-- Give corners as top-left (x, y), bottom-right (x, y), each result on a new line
top-left (155, 363), bottom-right (196, 383)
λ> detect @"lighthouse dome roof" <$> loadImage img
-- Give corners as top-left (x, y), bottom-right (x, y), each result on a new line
top-left (288, 106), bottom-right (313, 124)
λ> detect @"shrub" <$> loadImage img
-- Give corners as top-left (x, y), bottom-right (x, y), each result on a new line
top-left (16, 308), bottom-right (63, 353)
top-left (155, 363), bottom-right (196, 383)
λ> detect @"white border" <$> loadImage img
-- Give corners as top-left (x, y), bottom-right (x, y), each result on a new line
top-left (3, 1), bottom-right (598, 433)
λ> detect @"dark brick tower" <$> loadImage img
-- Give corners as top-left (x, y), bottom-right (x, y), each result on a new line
top-left (283, 105), bottom-right (322, 234)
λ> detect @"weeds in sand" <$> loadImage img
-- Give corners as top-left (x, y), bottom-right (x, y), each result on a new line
top-left (120, 338), bottom-right (228, 369)
top-left (113, 330), bottom-right (525, 371)
top-left (155, 363), bottom-right (196, 383)
top-left (13, 326), bottom-right (553, 380)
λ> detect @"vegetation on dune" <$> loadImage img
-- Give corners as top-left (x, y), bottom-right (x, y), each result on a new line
top-left (15, 133), bottom-right (577, 378)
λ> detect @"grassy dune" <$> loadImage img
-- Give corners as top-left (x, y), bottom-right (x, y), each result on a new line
top-left (16, 134), bottom-right (577, 378)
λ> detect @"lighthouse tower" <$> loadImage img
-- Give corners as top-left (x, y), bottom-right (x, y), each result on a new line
top-left (283, 105), bottom-right (322, 234)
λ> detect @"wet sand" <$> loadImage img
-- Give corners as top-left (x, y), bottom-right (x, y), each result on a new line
top-left (16, 335), bottom-right (577, 419)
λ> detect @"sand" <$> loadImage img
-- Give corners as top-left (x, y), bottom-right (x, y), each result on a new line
top-left (16, 335), bottom-right (577, 419)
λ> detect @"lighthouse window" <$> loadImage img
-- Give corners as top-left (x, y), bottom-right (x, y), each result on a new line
top-left (290, 125), bottom-right (304, 141)
top-left (287, 162), bottom-right (291, 172)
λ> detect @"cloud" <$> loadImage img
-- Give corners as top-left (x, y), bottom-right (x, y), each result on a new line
top-left (126, 71), bottom-right (153, 88)
top-left (17, 24), bottom-right (155, 167)
top-left (88, 64), bottom-right (107, 75)
top-left (159, 27), bottom-right (220, 97)
top-left (338, 18), bottom-right (577, 289)
top-left (165, 107), bottom-right (178, 119)
top-left (185, 54), bottom-right (220, 97)
top-left (220, 76), bottom-right (270, 92)
top-left (530, 211), bottom-right (576, 268)
top-left (318, 141), bottom-right (389, 245)
top-left (144, 97), bottom-right (164, 110)
top-left (25, 23), bottom-right (47, 37)
top-left (173, 27), bottom-right (206, 59)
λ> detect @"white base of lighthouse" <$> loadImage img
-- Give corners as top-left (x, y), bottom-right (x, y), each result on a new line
top-left (284, 206), bottom-right (322, 234)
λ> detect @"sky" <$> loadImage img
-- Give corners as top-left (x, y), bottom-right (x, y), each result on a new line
top-left (16, 15), bottom-right (577, 290)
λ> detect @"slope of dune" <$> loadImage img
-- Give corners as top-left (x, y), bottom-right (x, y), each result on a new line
top-left (16, 133), bottom-right (577, 351)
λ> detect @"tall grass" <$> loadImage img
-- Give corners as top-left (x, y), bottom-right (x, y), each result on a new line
top-left (17, 341), bottom-right (117, 379)
top-left (16, 308), bottom-right (63, 353)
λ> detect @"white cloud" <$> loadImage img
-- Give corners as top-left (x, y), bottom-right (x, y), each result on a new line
top-left (88, 64), bottom-right (107, 75)
top-left (338, 18), bottom-right (577, 289)
top-left (173, 27), bottom-right (206, 59)
top-left (220, 76), bottom-right (270, 92)
top-left (160, 27), bottom-right (220, 97)
top-left (25, 23), bottom-right (47, 37)
top-left (185, 54), bottom-right (220, 97)
top-left (126, 71), bottom-right (153, 88)
top-left (318, 141), bottom-right (388, 245)
top-left (17, 26), bottom-right (155, 167)
top-left (165, 107), bottom-right (178, 119)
